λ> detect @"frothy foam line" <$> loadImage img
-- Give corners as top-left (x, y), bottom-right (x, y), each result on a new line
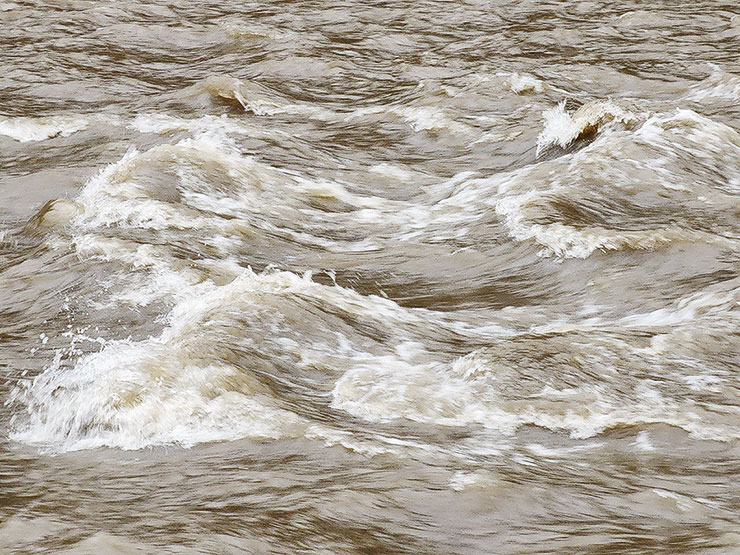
top-left (196, 75), bottom-right (475, 134)
top-left (62, 130), bottom-right (489, 256)
top-left (332, 352), bottom-right (740, 442)
top-left (686, 66), bottom-right (740, 103)
top-left (0, 115), bottom-right (90, 142)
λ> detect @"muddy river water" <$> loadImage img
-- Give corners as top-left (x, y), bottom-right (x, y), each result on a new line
top-left (2, 1), bottom-right (740, 552)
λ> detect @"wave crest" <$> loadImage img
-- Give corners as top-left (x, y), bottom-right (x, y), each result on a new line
top-left (536, 99), bottom-right (637, 154)
top-left (0, 115), bottom-right (89, 142)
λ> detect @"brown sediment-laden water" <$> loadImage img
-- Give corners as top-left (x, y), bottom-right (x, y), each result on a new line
top-left (2, 1), bottom-right (740, 552)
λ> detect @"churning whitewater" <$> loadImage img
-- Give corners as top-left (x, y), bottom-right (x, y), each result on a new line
top-left (2, 1), bottom-right (740, 553)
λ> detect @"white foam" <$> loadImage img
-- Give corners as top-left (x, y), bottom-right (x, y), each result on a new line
top-left (197, 75), bottom-right (473, 134)
top-left (449, 470), bottom-right (499, 491)
top-left (687, 66), bottom-right (740, 103)
top-left (131, 112), bottom-right (234, 134)
top-left (368, 162), bottom-right (417, 181)
top-left (197, 75), bottom-right (333, 119)
top-left (494, 189), bottom-right (708, 259)
top-left (331, 350), bottom-right (740, 441)
top-left (15, 93), bottom-right (740, 453)
top-left (650, 489), bottom-right (704, 514)
top-left (10, 270), bottom-right (325, 451)
top-left (66, 132), bottom-right (483, 257)
top-left (10, 251), bottom-right (456, 451)
top-left (484, 105), bottom-right (740, 258)
top-left (346, 105), bottom-right (472, 134)
top-left (0, 115), bottom-right (89, 142)
top-left (682, 375), bottom-right (724, 392)
top-left (536, 99), bottom-right (636, 154)
top-left (10, 335), bottom-right (308, 451)
top-left (509, 72), bottom-right (544, 95)
top-left (620, 287), bottom-right (738, 328)
top-left (633, 430), bottom-right (656, 451)
top-left (525, 441), bottom-right (605, 458)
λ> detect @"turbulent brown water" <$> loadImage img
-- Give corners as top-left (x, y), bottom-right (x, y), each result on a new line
top-left (2, 1), bottom-right (740, 552)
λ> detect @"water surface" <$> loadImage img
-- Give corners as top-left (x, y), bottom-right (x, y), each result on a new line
top-left (2, 1), bottom-right (740, 552)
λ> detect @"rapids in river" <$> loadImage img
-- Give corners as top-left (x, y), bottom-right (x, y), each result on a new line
top-left (2, 1), bottom-right (740, 552)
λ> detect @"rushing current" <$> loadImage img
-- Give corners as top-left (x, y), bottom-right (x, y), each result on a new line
top-left (2, 1), bottom-right (740, 552)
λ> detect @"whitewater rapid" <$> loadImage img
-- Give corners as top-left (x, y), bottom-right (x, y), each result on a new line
top-left (3, 2), bottom-right (740, 552)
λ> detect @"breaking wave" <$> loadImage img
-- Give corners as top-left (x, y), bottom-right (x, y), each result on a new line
top-left (0, 115), bottom-right (90, 142)
top-left (8, 87), bottom-right (740, 454)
